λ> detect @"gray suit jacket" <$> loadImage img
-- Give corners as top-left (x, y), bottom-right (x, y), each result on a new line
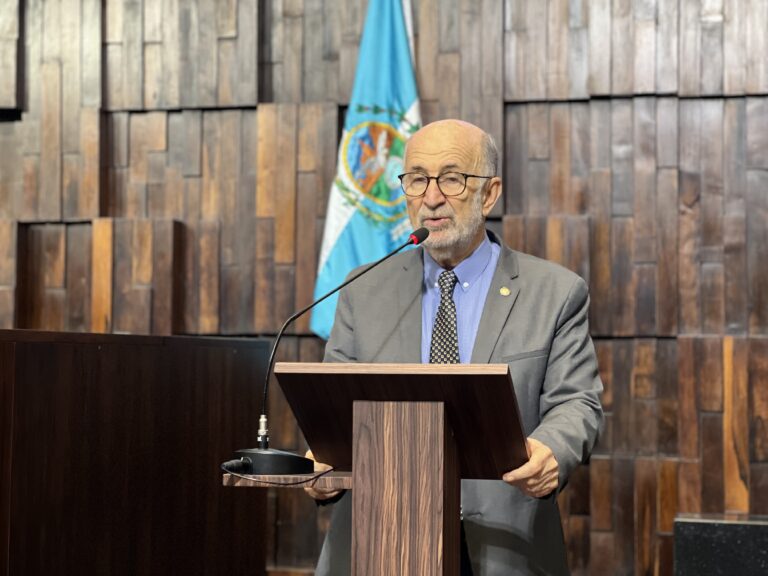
top-left (315, 231), bottom-right (604, 576)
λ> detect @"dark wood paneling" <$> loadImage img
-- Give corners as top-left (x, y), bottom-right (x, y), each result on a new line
top-left (750, 338), bottom-right (768, 463)
top-left (0, 330), bottom-right (267, 576)
top-left (723, 336), bottom-right (749, 513)
top-left (103, 0), bottom-right (257, 110)
top-left (0, 0), bottom-right (21, 109)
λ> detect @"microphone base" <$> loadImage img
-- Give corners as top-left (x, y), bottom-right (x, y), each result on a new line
top-left (234, 447), bottom-right (314, 475)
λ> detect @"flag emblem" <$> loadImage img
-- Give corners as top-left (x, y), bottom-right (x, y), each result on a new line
top-left (338, 120), bottom-right (407, 224)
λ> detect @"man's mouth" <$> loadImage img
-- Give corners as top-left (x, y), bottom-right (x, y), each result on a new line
top-left (421, 216), bottom-right (452, 227)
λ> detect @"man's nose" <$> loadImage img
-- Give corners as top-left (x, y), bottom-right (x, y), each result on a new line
top-left (422, 178), bottom-right (446, 207)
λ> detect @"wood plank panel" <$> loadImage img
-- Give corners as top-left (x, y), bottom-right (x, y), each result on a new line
top-left (656, 168), bottom-right (678, 336)
top-left (634, 457), bottom-right (657, 576)
top-left (611, 0), bottom-right (634, 94)
top-left (696, 337), bottom-right (723, 412)
top-left (679, 0), bottom-right (702, 96)
top-left (679, 100), bottom-right (702, 334)
top-left (745, 0), bottom-right (768, 93)
top-left (524, 0), bottom-right (547, 100)
top-left (656, 0), bottom-right (678, 93)
top-left (723, 99), bottom-right (748, 333)
top-left (678, 337), bottom-right (699, 459)
top-left (612, 340), bottom-right (633, 454)
top-left (0, 0), bottom-right (20, 108)
top-left (60, 0), bottom-right (82, 154)
top-left (65, 224), bottom-right (91, 331)
top-left (657, 458), bottom-right (678, 533)
top-left (547, 0), bottom-right (569, 99)
top-left (503, 0), bottom-right (525, 101)
top-left (614, 458), bottom-right (635, 572)
top-left (112, 219), bottom-right (150, 334)
top-left (151, 220), bottom-right (180, 335)
top-left (302, 0), bottom-right (329, 102)
top-left (750, 338), bottom-right (768, 462)
top-left (590, 457), bottom-right (612, 531)
top-left (91, 219), bottom-right (114, 333)
top-left (678, 460), bottom-right (702, 514)
top-left (588, 0), bottom-right (611, 95)
top-left (633, 1), bottom-right (656, 95)
top-left (611, 218), bottom-right (635, 336)
top-left (198, 220), bottom-right (220, 334)
top-left (746, 170), bottom-right (768, 334)
top-left (81, 0), bottom-right (101, 107)
top-left (633, 97), bottom-right (656, 263)
top-left (700, 7), bottom-right (724, 95)
top-left (275, 105), bottom-right (297, 265)
top-left (569, 103), bottom-right (589, 214)
top-left (589, 169), bottom-right (612, 336)
top-left (751, 463), bottom-right (768, 515)
top-left (656, 339), bottom-right (678, 455)
top-left (700, 99), bottom-right (724, 263)
top-left (723, 0), bottom-right (746, 94)
top-left (0, 220), bottom-right (15, 329)
top-left (723, 336), bottom-right (749, 512)
top-left (701, 412), bottom-right (725, 513)
top-left (39, 61), bottom-right (62, 220)
top-left (611, 100), bottom-right (633, 216)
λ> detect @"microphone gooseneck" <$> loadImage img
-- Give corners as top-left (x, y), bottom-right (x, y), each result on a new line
top-left (256, 227), bottom-right (430, 451)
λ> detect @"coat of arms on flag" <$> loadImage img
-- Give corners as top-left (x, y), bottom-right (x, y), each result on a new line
top-left (310, 0), bottom-right (421, 339)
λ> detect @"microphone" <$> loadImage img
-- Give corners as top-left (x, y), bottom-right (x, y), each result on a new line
top-left (230, 227), bottom-right (430, 475)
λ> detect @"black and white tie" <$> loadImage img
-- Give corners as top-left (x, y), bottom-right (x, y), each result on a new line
top-left (429, 270), bottom-right (460, 364)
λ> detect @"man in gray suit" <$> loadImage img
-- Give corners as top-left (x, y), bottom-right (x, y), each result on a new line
top-left (307, 119), bottom-right (604, 575)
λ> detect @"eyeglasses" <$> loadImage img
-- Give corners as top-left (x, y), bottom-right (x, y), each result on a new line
top-left (397, 171), bottom-right (494, 198)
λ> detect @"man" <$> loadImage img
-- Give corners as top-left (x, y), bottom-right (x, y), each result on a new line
top-left (307, 119), bottom-right (604, 575)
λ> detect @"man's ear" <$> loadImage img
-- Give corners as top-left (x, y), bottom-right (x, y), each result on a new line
top-left (482, 177), bottom-right (502, 216)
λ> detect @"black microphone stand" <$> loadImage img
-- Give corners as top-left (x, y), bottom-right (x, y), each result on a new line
top-left (229, 228), bottom-right (429, 476)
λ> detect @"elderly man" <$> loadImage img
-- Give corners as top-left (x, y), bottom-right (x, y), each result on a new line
top-left (307, 119), bottom-right (604, 575)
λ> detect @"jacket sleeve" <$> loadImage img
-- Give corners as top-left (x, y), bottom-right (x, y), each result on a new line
top-left (528, 276), bottom-right (604, 491)
top-left (323, 284), bottom-right (358, 363)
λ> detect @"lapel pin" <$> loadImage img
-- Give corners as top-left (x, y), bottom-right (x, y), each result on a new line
top-left (499, 286), bottom-right (511, 296)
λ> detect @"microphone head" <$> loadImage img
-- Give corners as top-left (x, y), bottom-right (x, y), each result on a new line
top-left (409, 227), bottom-right (430, 245)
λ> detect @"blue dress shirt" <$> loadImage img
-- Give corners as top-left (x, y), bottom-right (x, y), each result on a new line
top-left (421, 234), bottom-right (501, 363)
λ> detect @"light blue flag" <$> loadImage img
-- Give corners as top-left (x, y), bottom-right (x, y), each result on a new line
top-left (310, 0), bottom-right (420, 340)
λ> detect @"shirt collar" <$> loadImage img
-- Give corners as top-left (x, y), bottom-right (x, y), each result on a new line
top-left (423, 233), bottom-right (494, 293)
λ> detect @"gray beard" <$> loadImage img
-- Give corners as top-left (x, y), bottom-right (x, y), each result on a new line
top-left (420, 192), bottom-right (485, 265)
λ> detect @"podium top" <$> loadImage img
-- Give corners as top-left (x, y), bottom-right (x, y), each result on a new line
top-left (274, 362), bottom-right (528, 479)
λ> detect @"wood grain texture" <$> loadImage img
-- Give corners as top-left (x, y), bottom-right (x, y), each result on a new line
top-left (352, 401), bottom-right (460, 576)
top-left (750, 338), bottom-right (768, 463)
top-left (746, 170), bottom-right (768, 334)
top-left (0, 0), bottom-right (20, 109)
top-left (723, 336), bottom-right (749, 512)
top-left (0, 330), bottom-right (268, 576)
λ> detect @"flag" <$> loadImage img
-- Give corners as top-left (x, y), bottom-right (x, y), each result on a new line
top-left (310, 0), bottom-right (421, 339)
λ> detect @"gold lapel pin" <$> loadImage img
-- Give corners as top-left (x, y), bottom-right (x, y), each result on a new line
top-left (499, 286), bottom-right (511, 296)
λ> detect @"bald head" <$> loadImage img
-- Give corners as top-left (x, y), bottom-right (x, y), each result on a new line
top-left (405, 119), bottom-right (498, 176)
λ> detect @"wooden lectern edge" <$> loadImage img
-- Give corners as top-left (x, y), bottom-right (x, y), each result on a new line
top-left (223, 471), bottom-right (353, 490)
top-left (274, 362), bottom-right (511, 375)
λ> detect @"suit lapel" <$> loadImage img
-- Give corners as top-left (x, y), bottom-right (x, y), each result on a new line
top-left (394, 248), bottom-right (423, 363)
top-left (470, 243), bottom-right (520, 363)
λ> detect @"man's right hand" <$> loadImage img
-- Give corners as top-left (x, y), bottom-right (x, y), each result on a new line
top-left (303, 450), bottom-right (343, 501)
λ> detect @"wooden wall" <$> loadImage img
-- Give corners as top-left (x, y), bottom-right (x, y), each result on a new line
top-left (0, 0), bottom-right (20, 110)
top-left (0, 1), bottom-right (767, 574)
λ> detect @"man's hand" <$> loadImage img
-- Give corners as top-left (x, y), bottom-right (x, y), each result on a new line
top-left (303, 450), bottom-right (343, 501)
top-left (502, 438), bottom-right (559, 498)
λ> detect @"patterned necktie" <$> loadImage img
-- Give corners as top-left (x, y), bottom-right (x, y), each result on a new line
top-left (430, 270), bottom-right (460, 364)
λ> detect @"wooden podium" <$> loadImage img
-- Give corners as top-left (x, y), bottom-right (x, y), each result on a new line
top-left (224, 362), bottom-right (528, 576)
